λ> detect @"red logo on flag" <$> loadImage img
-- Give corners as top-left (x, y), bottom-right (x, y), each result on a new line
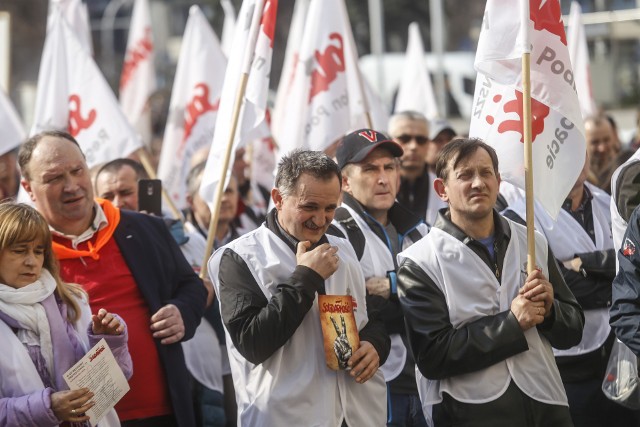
top-left (486, 90), bottom-right (550, 143)
top-left (120, 27), bottom-right (154, 90)
top-left (68, 94), bottom-right (97, 137)
top-left (308, 33), bottom-right (345, 102)
top-left (181, 83), bottom-right (219, 150)
top-left (623, 238), bottom-right (636, 257)
top-left (530, 0), bottom-right (567, 46)
top-left (260, 0), bottom-right (278, 48)
top-left (358, 130), bottom-right (378, 142)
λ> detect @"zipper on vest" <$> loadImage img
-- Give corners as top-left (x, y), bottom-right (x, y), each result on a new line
top-left (493, 241), bottom-right (500, 280)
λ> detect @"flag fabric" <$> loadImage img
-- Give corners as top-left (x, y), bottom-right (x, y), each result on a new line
top-left (48, 0), bottom-right (93, 55)
top-left (394, 22), bottom-right (439, 120)
top-left (220, 0), bottom-right (237, 58)
top-left (199, 0), bottom-right (278, 207)
top-left (157, 5), bottom-right (227, 210)
top-left (119, 0), bottom-right (157, 140)
top-left (32, 9), bottom-right (142, 167)
top-left (274, 0), bottom-right (385, 156)
top-left (469, 0), bottom-right (586, 219)
top-left (567, 1), bottom-right (597, 118)
top-left (0, 89), bottom-right (25, 156)
top-left (271, 0), bottom-right (309, 142)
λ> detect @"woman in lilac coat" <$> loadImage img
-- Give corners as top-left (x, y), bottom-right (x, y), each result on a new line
top-left (0, 203), bottom-right (132, 426)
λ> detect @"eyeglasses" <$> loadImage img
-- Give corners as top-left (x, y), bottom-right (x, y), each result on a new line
top-left (395, 134), bottom-right (429, 145)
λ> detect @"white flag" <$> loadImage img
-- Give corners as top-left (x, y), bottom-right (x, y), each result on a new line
top-left (0, 89), bottom-right (25, 156)
top-left (220, 0), bottom-right (237, 58)
top-left (157, 5), bottom-right (227, 210)
top-left (199, 0), bottom-right (278, 207)
top-left (271, 0), bottom-right (309, 141)
top-left (48, 0), bottom-right (93, 55)
top-left (32, 10), bottom-right (142, 167)
top-left (394, 22), bottom-right (439, 120)
top-left (275, 0), bottom-right (382, 156)
top-left (469, 0), bottom-right (586, 218)
top-left (567, 1), bottom-right (597, 119)
top-left (119, 0), bottom-right (157, 140)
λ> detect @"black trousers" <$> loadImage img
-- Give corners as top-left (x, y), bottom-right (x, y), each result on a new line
top-left (432, 380), bottom-right (573, 427)
top-left (121, 415), bottom-right (178, 427)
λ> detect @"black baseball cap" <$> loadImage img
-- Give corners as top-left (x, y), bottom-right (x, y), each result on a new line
top-left (336, 128), bottom-right (404, 169)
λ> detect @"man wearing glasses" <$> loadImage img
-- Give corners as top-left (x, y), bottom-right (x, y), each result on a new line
top-left (389, 111), bottom-right (449, 226)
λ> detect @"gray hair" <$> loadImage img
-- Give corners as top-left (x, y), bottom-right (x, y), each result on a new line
top-left (388, 110), bottom-right (428, 134)
top-left (275, 149), bottom-right (341, 197)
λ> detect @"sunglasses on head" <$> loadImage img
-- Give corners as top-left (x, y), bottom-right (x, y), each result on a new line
top-left (396, 134), bottom-right (429, 145)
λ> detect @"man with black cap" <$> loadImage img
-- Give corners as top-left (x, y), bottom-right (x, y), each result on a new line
top-left (332, 128), bottom-right (430, 426)
top-left (389, 111), bottom-right (448, 226)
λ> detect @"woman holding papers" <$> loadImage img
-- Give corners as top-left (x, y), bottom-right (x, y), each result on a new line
top-left (0, 203), bottom-right (132, 426)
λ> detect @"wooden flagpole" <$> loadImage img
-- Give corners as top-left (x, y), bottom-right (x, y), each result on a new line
top-left (521, 0), bottom-right (535, 274)
top-left (200, 0), bottom-right (266, 280)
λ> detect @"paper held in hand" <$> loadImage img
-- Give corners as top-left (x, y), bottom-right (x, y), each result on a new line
top-left (63, 338), bottom-right (130, 427)
top-left (318, 294), bottom-right (360, 371)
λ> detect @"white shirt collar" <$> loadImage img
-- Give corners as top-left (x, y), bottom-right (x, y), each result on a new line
top-left (50, 201), bottom-right (109, 248)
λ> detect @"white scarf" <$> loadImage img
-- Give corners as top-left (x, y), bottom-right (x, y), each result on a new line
top-left (0, 269), bottom-right (57, 380)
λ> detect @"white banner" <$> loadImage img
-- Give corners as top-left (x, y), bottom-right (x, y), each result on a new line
top-left (0, 89), bottom-right (25, 156)
top-left (567, 1), bottom-right (597, 119)
top-left (275, 0), bottom-right (385, 156)
top-left (199, 0), bottom-right (277, 207)
top-left (157, 5), bottom-right (227, 209)
top-left (470, 0), bottom-right (586, 218)
top-left (395, 22), bottom-right (439, 120)
top-left (32, 10), bottom-right (142, 167)
top-left (119, 0), bottom-right (156, 139)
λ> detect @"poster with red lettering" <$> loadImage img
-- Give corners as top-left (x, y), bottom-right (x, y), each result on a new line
top-left (318, 294), bottom-right (360, 371)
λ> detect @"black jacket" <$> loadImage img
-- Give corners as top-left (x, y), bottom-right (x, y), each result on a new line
top-left (611, 205), bottom-right (640, 356)
top-left (398, 210), bottom-right (584, 380)
top-left (217, 209), bottom-right (390, 366)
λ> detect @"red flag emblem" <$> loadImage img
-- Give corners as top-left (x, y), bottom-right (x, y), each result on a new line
top-left (358, 130), bottom-right (378, 143)
top-left (623, 238), bottom-right (636, 257)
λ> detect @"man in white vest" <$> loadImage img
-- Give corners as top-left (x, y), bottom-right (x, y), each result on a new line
top-left (397, 138), bottom-right (584, 426)
top-left (331, 128), bottom-right (429, 426)
top-left (208, 150), bottom-right (390, 426)
top-left (503, 158), bottom-right (639, 426)
top-left (389, 111), bottom-right (448, 226)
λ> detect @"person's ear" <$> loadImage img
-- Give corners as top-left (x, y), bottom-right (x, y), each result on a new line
top-left (21, 179), bottom-right (36, 202)
top-left (434, 178), bottom-right (448, 203)
top-left (341, 174), bottom-right (351, 194)
top-left (271, 188), bottom-right (283, 209)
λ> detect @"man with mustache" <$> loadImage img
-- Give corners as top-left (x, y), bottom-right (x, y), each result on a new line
top-left (208, 150), bottom-right (390, 426)
top-left (397, 138), bottom-right (584, 426)
top-left (332, 129), bottom-right (429, 426)
top-left (19, 130), bottom-right (207, 427)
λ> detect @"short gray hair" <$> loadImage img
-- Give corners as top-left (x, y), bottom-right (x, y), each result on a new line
top-left (275, 149), bottom-right (341, 197)
top-left (388, 110), bottom-right (428, 135)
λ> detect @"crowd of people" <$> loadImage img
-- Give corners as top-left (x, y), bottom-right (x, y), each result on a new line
top-left (2, 108), bottom-right (640, 427)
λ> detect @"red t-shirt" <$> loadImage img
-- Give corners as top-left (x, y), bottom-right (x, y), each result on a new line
top-left (56, 235), bottom-right (172, 421)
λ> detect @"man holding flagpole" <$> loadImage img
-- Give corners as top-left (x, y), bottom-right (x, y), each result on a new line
top-left (398, 138), bottom-right (583, 426)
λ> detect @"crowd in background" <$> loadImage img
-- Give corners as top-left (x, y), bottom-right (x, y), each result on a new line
top-left (2, 106), bottom-right (640, 426)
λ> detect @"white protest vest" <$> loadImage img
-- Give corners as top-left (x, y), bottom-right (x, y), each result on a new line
top-left (208, 226), bottom-right (387, 427)
top-left (0, 295), bottom-right (121, 427)
top-left (334, 204), bottom-right (428, 381)
top-left (509, 182), bottom-right (612, 356)
top-left (611, 154), bottom-right (640, 251)
top-left (399, 221), bottom-right (567, 407)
